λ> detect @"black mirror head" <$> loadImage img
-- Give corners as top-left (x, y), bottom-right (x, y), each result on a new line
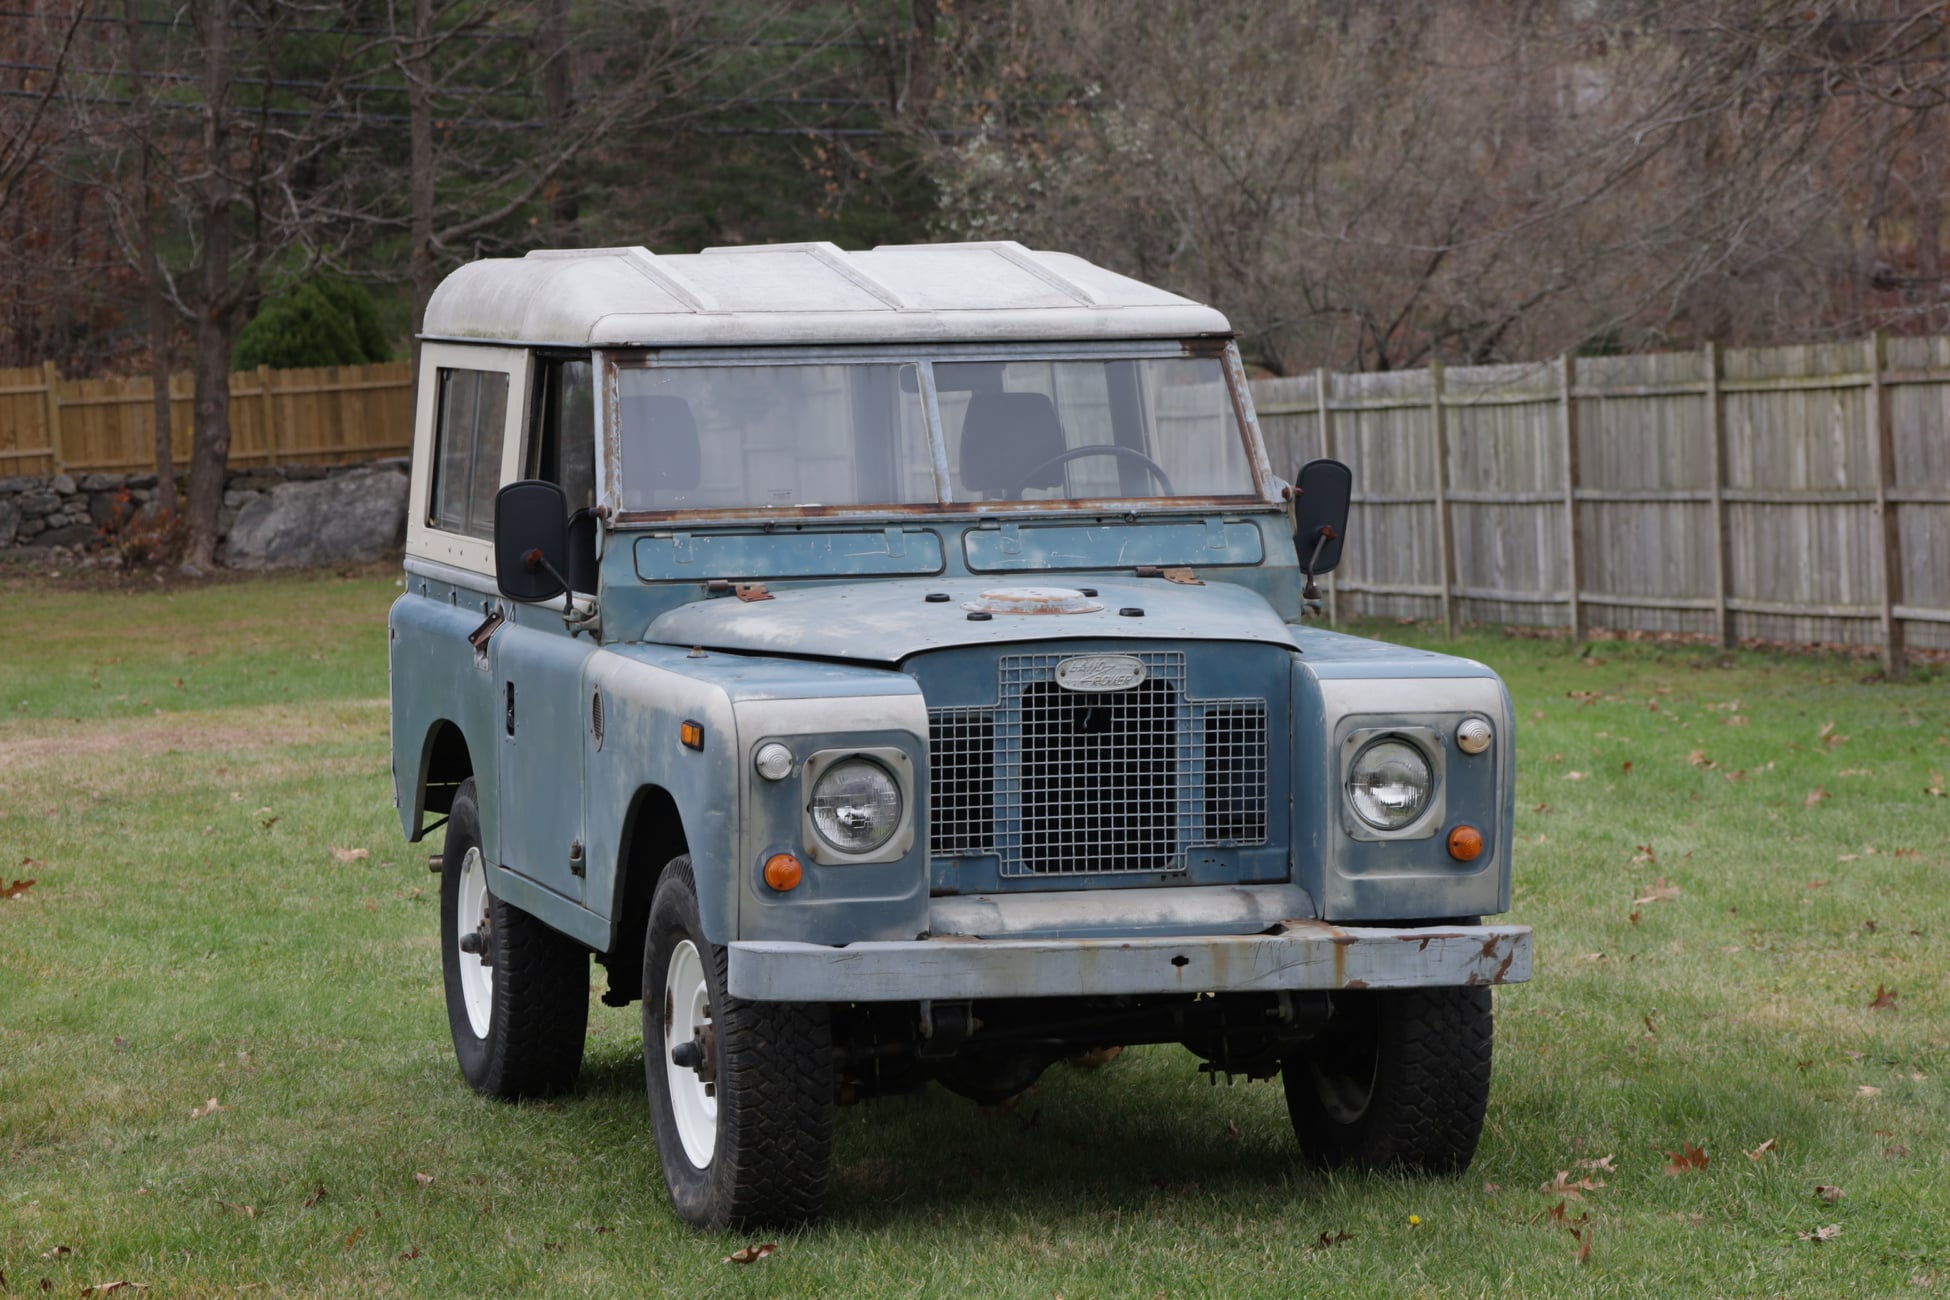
top-left (494, 480), bottom-right (569, 603)
top-left (1293, 458), bottom-right (1352, 576)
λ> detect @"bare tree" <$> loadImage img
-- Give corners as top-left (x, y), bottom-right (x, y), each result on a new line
top-left (929, 1), bottom-right (1950, 371)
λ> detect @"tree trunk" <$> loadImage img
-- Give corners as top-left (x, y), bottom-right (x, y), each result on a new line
top-left (124, 0), bottom-right (175, 505)
top-left (184, 0), bottom-right (233, 570)
top-left (408, 0), bottom-right (436, 352)
top-left (542, 0), bottom-right (579, 247)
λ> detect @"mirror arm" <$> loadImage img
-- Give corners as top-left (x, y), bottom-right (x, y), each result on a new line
top-left (1301, 525), bottom-right (1337, 608)
top-left (522, 547), bottom-right (573, 600)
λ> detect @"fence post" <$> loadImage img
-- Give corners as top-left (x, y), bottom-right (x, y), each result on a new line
top-left (1558, 353), bottom-right (1585, 642)
top-left (1704, 341), bottom-right (1732, 649)
top-left (1429, 360), bottom-right (1457, 636)
top-left (1868, 332), bottom-right (1906, 679)
top-left (41, 360), bottom-right (65, 476)
top-left (258, 364), bottom-right (279, 467)
top-left (1315, 365), bottom-right (1339, 625)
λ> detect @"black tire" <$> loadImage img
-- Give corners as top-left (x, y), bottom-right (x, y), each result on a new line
top-left (439, 777), bottom-right (589, 1099)
top-left (642, 855), bottom-right (833, 1229)
top-left (1283, 986), bottom-right (1493, 1174)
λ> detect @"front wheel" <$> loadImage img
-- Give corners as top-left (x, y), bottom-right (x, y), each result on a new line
top-left (642, 856), bottom-right (834, 1229)
top-left (1282, 986), bottom-right (1493, 1174)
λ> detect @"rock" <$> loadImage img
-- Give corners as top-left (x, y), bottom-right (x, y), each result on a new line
top-left (49, 473), bottom-right (76, 494)
top-left (0, 499), bottom-right (17, 546)
top-left (283, 464), bottom-right (329, 481)
top-left (223, 488), bottom-right (260, 510)
top-left (17, 490), bottom-right (60, 517)
top-left (79, 473), bottom-right (125, 491)
top-left (126, 474), bottom-right (158, 490)
top-left (19, 516), bottom-right (44, 537)
top-left (38, 522), bottom-right (100, 549)
top-left (0, 476), bottom-right (39, 493)
top-left (90, 492), bottom-right (125, 528)
top-left (225, 466), bottom-right (408, 570)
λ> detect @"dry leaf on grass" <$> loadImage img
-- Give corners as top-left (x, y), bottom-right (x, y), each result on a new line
top-left (1066, 1046), bottom-right (1123, 1069)
top-left (1869, 985), bottom-right (1899, 1011)
top-left (303, 1184), bottom-right (327, 1209)
top-left (42, 1245), bottom-right (74, 1259)
top-left (1578, 1154), bottom-right (1618, 1173)
top-left (413, 1172), bottom-right (433, 1189)
top-left (1633, 878), bottom-right (1682, 905)
top-left (1805, 787), bottom-right (1829, 808)
top-left (1663, 1143), bottom-right (1709, 1175)
top-left (2, 878), bottom-right (35, 899)
top-left (1312, 1231), bottom-right (1353, 1249)
top-left (1225, 1120), bottom-right (1243, 1140)
top-left (330, 847), bottom-right (370, 863)
top-left (1885, 1145), bottom-right (1910, 1158)
top-left (1926, 772), bottom-right (1946, 798)
top-left (1746, 1138), bottom-right (1778, 1162)
top-left (1540, 1170), bottom-right (1604, 1199)
top-left (188, 1098), bottom-right (230, 1119)
top-left (222, 1203), bottom-right (256, 1219)
top-left (722, 1243), bottom-right (777, 1265)
top-left (1688, 750), bottom-right (1715, 768)
top-left (1815, 1185), bottom-right (1846, 1204)
top-left (1857, 1085), bottom-right (1882, 1098)
top-left (79, 1284), bottom-right (147, 1297)
top-left (1798, 1225), bottom-right (1843, 1242)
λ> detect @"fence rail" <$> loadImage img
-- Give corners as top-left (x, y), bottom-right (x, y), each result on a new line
top-left (1249, 333), bottom-right (1950, 670)
top-left (5, 341), bottom-right (1945, 667)
top-left (0, 360), bottom-right (414, 477)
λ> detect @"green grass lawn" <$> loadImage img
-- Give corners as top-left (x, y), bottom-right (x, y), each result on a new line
top-left (2, 569), bottom-right (1946, 1297)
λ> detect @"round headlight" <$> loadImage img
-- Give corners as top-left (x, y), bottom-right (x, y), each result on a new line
top-left (808, 757), bottom-right (903, 854)
top-left (1348, 738), bottom-right (1433, 830)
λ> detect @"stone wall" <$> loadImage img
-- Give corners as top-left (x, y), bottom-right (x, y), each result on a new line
top-left (0, 458), bottom-right (410, 568)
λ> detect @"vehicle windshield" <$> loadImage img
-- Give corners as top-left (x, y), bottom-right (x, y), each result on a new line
top-left (613, 353), bottom-right (1259, 514)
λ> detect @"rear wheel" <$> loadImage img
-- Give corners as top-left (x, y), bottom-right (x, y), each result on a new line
top-left (439, 777), bottom-right (589, 1098)
top-left (1283, 986), bottom-right (1493, 1174)
top-left (642, 856), bottom-right (834, 1229)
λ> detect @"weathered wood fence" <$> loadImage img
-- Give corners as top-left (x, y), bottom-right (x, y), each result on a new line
top-left (1251, 335), bottom-right (1950, 668)
top-left (0, 360), bottom-right (414, 476)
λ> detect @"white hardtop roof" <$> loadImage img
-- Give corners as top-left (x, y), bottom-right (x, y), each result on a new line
top-left (420, 240), bottom-right (1233, 348)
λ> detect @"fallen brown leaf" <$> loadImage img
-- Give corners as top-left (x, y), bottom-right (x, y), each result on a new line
top-left (41, 1247), bottom-right (72, 1260)
top-left (222, 1203), bottom-right (256, 1219)
top-left (1627, 910), bottom-right (1641, 927)
top-left (330, 847), bottom-right (370, 863)
top-left (303, 1184), bottom-right (327, 1209)
top-left (1805, 787), bottom-right (1829, 808)
top-left (1, 878), bottom-right (35, 899)
top-left (1225, 1120), bottom-right (1242, 1140)
top-left (399, 1247), bottom-right (421, 1261)
top-left (1633, 878), bottom-right (1682, 905)
top-left (188, 1098), bottom-right (229, 1120)
top-left (1540, 1170), bottom-right (1603, 1199)
top-left (1687, 749), bottom-right (1715, 768)
top-left (1577, 1154), bottom-right (1617, 1173)
top-left (413, 1172), bottom-right (433, 1189)
top-left (722, 1243), bottom-right (778, 1265)
top-left (78, 1285), bottom-right (146, 1297)
top-left (1066, 1046), bottom-right (1123, 1069)
top-left (1798, 1224), bottom-right (1842, 1242)
top-left (1869, 985), bottom-right (1898, 1011)
top-left (1312, 1231), bottom-right (1354, 1249)
top-left (1927, 772), bottom-right (1946, 798)
top-left (1815, 1185), bottom-right (1845, 1204)
top-left (1885, 1145), bottom-right (1910, 1158)
top-left (1663, 1142), bottom-right (1709, 1175)
top-left (1565, 771), bottom-right (1588, 782)
top-left (1857, 1085), bottom-right (1882, 1098)
top-left (1745, 1138), bottom-right (1777, 1162)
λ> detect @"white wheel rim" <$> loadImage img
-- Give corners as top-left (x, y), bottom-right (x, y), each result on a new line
top-left (664, 939), bottom-right (717, 1168)
top-left (456, 847), bottom-right (493, 1039)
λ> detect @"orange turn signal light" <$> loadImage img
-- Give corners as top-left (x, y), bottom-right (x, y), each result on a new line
top-left (763, 853), bottom-right (804, 892)
top-left (680, 720), bottom-right (704, 751)
top-left (1447, 825), bottom-right (1484, 862)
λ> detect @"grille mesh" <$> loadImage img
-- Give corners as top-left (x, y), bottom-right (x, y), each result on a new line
top-left (928, 651), bottom-right (1268, 876)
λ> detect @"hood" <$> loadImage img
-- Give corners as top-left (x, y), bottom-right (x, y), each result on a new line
top-left (642, 577), bottom-right (1300, 664)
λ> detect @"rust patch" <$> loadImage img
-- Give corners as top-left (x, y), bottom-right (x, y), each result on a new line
top-left (1161, 567), bottom-right (1203, 586)
top-left (733, 583), bottom-right (772, 602)
top-left (1343, 978), bottom-right (1370, 990)
top-left (1480, 936), bottom-right (1503, 960)
top-left (1493, 952), bottom-right (1516, 983)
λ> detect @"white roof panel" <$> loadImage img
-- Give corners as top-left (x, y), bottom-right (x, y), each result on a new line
top-left (420, 240), bottom-right (1231, 347)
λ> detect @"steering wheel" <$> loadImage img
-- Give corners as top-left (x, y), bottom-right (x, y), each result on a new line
top-left (1006, 444), bottom-right (1176, 499)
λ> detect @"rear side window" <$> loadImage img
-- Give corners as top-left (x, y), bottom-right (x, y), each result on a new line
top-left (430, 368), bottom-right (510, 538)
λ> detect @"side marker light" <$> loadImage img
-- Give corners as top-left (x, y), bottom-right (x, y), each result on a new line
top-left (763, 854), bottom-right (803, 892)
top-left (680, 720), bottom-right (704, 751)
top-left (1448, 825), bottom-right (1484, 862)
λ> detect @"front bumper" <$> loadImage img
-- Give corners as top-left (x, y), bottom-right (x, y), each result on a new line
top-left (727, 921), bottom-right (1531, 1002)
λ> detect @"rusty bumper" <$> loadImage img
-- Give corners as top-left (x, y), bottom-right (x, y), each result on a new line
top-left (726, 921), bottom-right (1531, 1002)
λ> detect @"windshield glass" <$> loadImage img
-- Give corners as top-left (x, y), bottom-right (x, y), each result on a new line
top-left (613, 352), bottom-right (1259, 514)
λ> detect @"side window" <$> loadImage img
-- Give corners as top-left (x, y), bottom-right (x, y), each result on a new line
top-left (430, 367), bottom-right (510, 539)
top-left (527, 356), bottom-right (596, 510)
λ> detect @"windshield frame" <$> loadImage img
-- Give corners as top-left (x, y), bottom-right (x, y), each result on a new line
top-left (600, 338), bottom-right (1277, 525)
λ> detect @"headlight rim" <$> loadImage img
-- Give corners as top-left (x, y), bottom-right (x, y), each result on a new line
top-left (807, 755), bottom-right (903, 855)
top-left (797, 745), bottom-right (916, 864)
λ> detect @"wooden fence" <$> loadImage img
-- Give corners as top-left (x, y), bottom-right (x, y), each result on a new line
top-left (1250, 334), bottom-right (1950, 667)
top-left (0, 360), bottom-right (414, 477)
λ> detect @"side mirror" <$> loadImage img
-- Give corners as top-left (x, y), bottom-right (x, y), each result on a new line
top-left (494, 480), bottom-right (570, 603)
top-left (1292, 458), bottom-right (1352, 607)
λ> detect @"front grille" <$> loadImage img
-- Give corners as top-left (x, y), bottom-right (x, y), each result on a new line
top-left (928, 651), bottom-right (1269, 876)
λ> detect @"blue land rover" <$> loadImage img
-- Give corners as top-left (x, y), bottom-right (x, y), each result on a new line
top-left (389, 240), bottom-right (1531, 1229)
